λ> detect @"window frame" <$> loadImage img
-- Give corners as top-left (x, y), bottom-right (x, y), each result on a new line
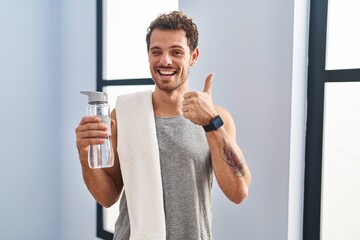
top-left (303, 0), bottom-right (360, 239)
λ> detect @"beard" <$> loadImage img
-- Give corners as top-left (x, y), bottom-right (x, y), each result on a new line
top-left (151, 68), bottom-right (188, 92)
top-left (154, 77), bottom-right (187, 92)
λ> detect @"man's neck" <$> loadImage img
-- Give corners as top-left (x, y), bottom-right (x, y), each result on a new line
top-left (152, 88), bottom-right (187, 117)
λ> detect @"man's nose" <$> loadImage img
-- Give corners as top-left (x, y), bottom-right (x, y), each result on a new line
top-left (160, 54), bottom-right (172, 66)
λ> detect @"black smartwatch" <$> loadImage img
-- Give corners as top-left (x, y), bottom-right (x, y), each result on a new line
top-left (202, 115), bottom-right (224, 132)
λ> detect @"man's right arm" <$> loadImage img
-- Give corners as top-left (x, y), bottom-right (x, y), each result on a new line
top-left (75, 110), bottom-right (123, 208)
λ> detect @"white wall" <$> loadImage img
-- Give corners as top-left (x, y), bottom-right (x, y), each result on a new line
top-left (0, 0), bottom-right (308, 239)
top-left (0, 0), bottom-right (61, 239)
top-left (59, 0), bottom-right (99, 239)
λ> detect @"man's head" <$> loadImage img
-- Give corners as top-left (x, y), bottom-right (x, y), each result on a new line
top-left (146, 11), bottom-right (199, 52)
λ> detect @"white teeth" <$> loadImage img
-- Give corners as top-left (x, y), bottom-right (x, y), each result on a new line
top-left (159, 70), bottom-right (175, 75)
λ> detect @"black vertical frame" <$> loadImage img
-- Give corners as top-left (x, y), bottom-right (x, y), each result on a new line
top-left (96, 1), bottom-right (113, 238)
top-left (96, 1), bottom-right (112, 239)
top-left (96, 0), bottom-right (103, 93)
top-left (303, 0), bottom-right (328, 239)
top-left (304, 0), bottom-right (360, 239)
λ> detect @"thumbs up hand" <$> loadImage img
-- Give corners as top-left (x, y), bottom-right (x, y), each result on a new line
top-left (182, 73), bottom-right (218, 126)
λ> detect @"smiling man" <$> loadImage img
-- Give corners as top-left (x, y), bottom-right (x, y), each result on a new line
top-left (75, 11), bottom-right (251, 240)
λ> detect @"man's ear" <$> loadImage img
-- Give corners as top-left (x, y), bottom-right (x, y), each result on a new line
top-left (190, 48), bottom-right (200, 66)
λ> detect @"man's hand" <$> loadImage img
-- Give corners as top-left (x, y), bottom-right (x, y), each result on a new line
top-left (182, 73), bottom-right (218, 125)
top-left (75, 116), bottom-right (109, 159)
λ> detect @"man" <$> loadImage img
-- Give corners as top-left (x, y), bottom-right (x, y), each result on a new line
top-left (76, 11), bottom-right (251, 240)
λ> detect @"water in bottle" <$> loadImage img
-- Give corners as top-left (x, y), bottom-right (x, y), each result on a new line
top-left (81, 91), bottom-right (114, 168)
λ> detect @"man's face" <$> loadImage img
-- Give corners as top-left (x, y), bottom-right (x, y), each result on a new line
top-left (148, 29), bottom-right (198, 92)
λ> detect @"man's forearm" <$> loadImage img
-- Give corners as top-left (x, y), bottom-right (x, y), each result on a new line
top-left (221, 137), bottom-right (247, 177)
top-left (80, 156), bottom-right (121, 208)
top-left (206, 127), bottom-right (251, 204)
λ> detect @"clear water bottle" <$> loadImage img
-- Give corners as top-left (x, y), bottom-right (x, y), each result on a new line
top-left (81, 91), bottom-right (114, 169)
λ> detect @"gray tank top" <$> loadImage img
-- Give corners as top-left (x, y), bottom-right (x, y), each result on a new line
top-left (114, 115), bottom-right (213, 240)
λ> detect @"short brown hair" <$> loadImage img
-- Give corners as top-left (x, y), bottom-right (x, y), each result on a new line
top-left (146, 11), bottom-right (199, 52)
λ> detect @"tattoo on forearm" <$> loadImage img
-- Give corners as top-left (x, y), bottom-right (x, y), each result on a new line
top-left (223, 142), bottom-right (246, 177)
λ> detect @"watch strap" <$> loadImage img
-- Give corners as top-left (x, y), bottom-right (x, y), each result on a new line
top-left (202, 115), bottom-right (224, 132)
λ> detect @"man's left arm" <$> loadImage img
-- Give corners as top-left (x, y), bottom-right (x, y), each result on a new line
top-left (206, 107), bottom-right (251, 204)
top-left (182, 73), bottom-right (251, 204)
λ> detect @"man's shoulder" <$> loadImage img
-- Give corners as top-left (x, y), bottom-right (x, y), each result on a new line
top-left (214, 105), bottom-right (230, 118)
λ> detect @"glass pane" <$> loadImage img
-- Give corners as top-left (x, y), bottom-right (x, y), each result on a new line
top-left (326, 0), bottom-right (360, 70)
top-left (321, 82), bottom-right (360, 239)
top-left (103, 200), bottom-right (119, 233)
top-left (103, 0), bottom-right (178, 80)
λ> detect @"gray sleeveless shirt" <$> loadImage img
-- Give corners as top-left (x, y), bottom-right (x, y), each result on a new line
top-left (114, 115), bottom-right (213, 240)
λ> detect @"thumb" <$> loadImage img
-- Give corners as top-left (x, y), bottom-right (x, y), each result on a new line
top-left (203, 73), bottom-right (214, 95)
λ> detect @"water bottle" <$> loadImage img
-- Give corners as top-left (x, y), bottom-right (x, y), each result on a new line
top-left (81, 91), bottom-right (114, 168)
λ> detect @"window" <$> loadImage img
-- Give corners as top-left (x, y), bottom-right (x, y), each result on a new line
top-left (325, 0), bottom-right (360, 70)
top-left (96, 0), bottom-right (178, 239)
top-left (303, 0), bottom-right (360, 239)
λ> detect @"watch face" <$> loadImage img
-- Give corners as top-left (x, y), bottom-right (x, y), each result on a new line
top-left (212, 116), bottom-right (223, 129)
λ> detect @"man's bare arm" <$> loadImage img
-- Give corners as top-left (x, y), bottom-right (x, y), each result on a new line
top-left (205, 107), bottom-right (251, 204)
top-left (75, 110), bottom-right (123, 207)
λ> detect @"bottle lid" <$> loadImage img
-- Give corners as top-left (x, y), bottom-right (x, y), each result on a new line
top-left (80, 91), bottom-right (108, 103)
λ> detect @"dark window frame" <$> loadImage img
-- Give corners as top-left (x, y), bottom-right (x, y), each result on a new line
top-left (303, 0), bottom-right (360, 239)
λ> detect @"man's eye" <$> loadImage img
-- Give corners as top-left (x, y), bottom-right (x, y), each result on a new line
top-left (151, 51), bottom-right (161, 56)
top-left (172, 51), bottom-right (183, 56)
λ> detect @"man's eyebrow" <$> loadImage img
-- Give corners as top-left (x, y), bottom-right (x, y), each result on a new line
top-left (149, 45), bottom-right (185, 51)
top-left (169, 44), bottom-right (185, 50)
top-left (149, 46), bottom-right (161, 51)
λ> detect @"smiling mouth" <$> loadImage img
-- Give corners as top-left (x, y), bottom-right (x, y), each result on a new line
top-left (158, 70), bottom-right (177, 76)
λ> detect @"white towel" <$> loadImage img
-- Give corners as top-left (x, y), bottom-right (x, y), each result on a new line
top-left (115, 90), bottom-right (166, 240)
